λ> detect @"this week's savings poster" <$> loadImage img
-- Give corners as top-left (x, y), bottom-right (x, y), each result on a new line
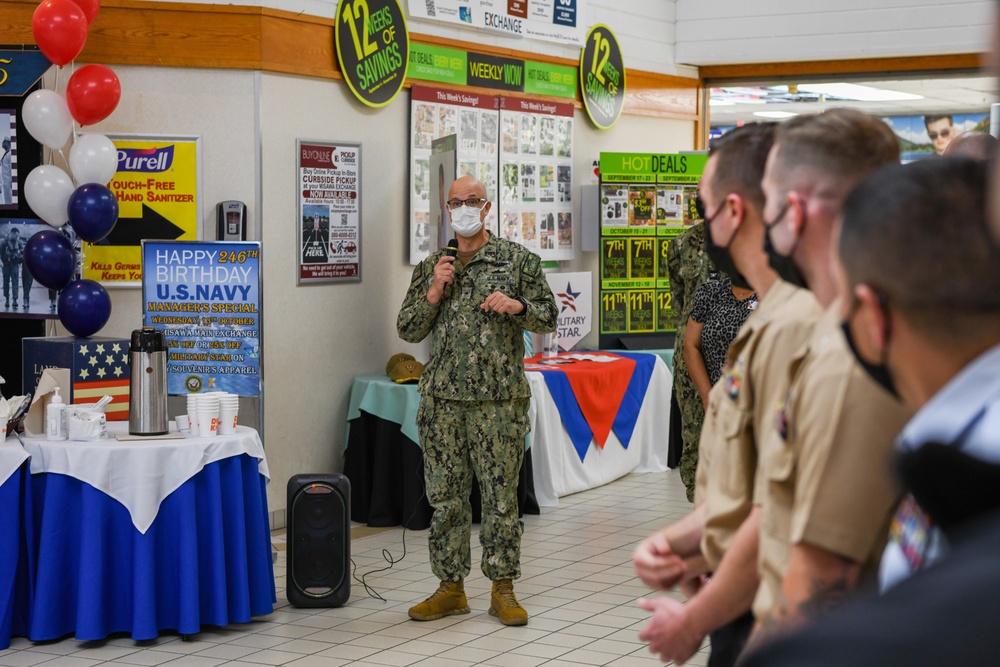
top-left (83, 136), bottom-right (201, 287)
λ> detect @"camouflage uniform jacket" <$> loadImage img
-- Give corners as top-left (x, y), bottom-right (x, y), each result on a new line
top-left (667, 222), bottom-right (715, 369)
top-left (397, 233), bottom-right (558, 401)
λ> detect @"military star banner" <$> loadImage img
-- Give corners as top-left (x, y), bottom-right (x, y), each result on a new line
top-left (544, 271), bottom-right (591, 351)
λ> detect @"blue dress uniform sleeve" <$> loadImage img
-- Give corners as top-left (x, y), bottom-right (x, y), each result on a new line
top-left (397, 256), bottom-right (440, 344)
top-left (517, 252), bottom-right (558, 334)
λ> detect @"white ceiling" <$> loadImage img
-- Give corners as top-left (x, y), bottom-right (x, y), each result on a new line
top-left (709, 75), bottom-right (997, 126)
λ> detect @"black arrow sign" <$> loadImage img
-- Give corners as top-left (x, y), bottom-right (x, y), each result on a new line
top-left (99, 204), bottom-right (186, 246)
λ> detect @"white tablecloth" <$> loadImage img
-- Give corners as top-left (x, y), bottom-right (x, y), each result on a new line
top-left (0, 438), bottom-right (30, 487)
top-left (526, 354), bottom-right (672, 507)
top-left (19, 422), bottom-right (269, 533)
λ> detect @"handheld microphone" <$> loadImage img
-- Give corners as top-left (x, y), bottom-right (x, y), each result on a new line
top-left (442, 239), bottom-right (458, 300)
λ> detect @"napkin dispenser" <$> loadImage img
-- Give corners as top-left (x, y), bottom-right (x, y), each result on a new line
top-left (128, 327), bottom-right (168, 436)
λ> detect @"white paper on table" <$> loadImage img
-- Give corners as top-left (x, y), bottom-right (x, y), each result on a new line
top-left (24, 368), bottom-right (71, 438)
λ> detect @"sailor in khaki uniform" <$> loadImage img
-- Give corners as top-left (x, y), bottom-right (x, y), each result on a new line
top-left (633, 124), bottom-right (821, 667)
top-left (752, 305), bottom-right (909, 629)
top-left (748, 109), bottom-right (911, 646)
top-left (696, 279), bottom-right (821, 573)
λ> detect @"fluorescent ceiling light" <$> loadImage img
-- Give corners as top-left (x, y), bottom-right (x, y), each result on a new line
top-left (753, 111), bottom-right (798, 119)
top-left (798, 83), bottom-right (923, 101)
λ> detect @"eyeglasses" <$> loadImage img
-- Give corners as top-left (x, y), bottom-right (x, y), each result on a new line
top-left (446, 197), bottom-right (487, 210)
top-left (928, 129), bottom-right (951, 141)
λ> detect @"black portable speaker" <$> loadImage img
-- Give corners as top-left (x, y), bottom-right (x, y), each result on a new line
top-left (286, 474), bottom-right (351, 607)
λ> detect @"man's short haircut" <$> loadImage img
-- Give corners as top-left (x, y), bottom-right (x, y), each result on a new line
top-left (707, 122), bottom-right (776, 213)
top-left (840, 156), bottom-right (1000, 339)
top-left (924, 114), bottom-right (954, 128)
top-left (771, 109), bottom-right (900, 195)
top-left (943, 131), bottom-right (997, 161)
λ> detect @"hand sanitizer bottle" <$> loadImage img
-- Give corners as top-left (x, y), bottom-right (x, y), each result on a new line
top-left (46, 387), bottom-right (67, 441)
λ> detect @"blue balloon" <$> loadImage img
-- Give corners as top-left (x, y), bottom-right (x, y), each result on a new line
top-left (67, 183), bottom-right (119, 243)
top-left (24, 229), bottom-right (75, 290)
top-left (58, 279), bottom-right (111, 338)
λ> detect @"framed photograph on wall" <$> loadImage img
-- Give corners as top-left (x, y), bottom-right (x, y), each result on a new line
top-left (1, 79), bottom-right (57, 320)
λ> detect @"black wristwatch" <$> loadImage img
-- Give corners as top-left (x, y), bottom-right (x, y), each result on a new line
top-left (514, 296), bottom-right (528, 317)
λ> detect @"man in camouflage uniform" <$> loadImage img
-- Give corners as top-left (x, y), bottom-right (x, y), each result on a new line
top-left (667, 221), bottom-right (715, 501)
top-left (398, 175), bottom-right (558, 626)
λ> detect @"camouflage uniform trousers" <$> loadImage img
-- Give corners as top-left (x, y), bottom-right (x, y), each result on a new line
top-left (416, 394), bottom-right (529, 582)
top-left (674, 363), bottom-right (706, 503)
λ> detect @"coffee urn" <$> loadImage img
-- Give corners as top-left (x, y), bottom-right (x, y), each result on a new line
top-left (129, 326), bottom-right (168, 435)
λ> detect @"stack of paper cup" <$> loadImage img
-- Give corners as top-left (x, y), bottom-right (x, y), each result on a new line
top-left (195, 393), bottom-right (220, 438)
top-left (186, 395), bottom-right (198, 433)
top-left (217, 394), bottom-right (239, 435)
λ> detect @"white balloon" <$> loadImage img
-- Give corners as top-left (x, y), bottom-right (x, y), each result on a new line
top-left (24, 165), bottom-right (74, 227)
top-left (70, 133), bottom-right (118, 185)
top-left (22, 90), bottom-right (73, 150)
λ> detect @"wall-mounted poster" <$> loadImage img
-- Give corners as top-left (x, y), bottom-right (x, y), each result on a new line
top-left (597, 151), bottom-right (708, 349)
top-left (297, 140), bottom-right (362, 283)
top-left (410, 85), bottom-right (499, 264)
top-left (142, 240), bottom-right (262, 397)
top-left (406, 0), bottom-right (584, 46)
top-left (882, 112), bottom-right (990, 161)
top-left (82, 135), bottom-right (201, 288)
top-left (499, 96), bottom-right (574, 261)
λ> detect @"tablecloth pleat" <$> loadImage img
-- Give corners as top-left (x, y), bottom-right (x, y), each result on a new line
top-left (0, 463), bottom-right (34, 650)
top-left (28, 454), bottom-right (274, 641)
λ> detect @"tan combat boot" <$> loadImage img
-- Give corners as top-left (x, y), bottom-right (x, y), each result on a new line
top-left (489, 579), bottom-right (528, 626)
top-left (408, 580), bottom-right (470, 621)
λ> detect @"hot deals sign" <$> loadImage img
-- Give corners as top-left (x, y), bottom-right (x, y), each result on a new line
top-left (546, 271), bottom-right (591, 350)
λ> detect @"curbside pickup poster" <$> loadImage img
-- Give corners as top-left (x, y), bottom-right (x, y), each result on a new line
top-left (142, 240), bottom-right (262, 396)
top-left (298, 140), bottom-right (362, 284)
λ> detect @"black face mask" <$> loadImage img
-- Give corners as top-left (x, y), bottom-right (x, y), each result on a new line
top-left (762, 203), bottom-right (807, 288)
top-left (697, 195), bottom-right (753, 290)
top-left (840, 299), bottom-right (899, 398)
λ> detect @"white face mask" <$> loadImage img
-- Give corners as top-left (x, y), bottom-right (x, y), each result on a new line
top-left (450, 205), bottom-right (484, 237)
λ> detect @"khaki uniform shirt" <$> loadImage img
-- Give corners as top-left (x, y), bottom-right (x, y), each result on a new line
top-left (397, 233), bottom-right (558, 401)
top-left (753, 302), bottom-right (911, 624)
top-left (695, 280), bottom-right (823, 571)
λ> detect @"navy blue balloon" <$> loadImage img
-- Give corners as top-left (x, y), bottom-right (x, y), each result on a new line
top-left (24, 229), bottom-right (75, 290)
top-left (58, 279), bottom-right (111, 338)
top-left (67, 183), bottom-right (119, 243)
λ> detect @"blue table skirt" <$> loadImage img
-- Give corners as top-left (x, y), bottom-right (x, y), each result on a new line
top-left (28, 454), bottom-right (275, 641)
top-left (0, 462), bottom-right (34, 650)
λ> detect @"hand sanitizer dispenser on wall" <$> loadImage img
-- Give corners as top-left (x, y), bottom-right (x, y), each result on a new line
top-left (217, 201), bottom-right (247, 240)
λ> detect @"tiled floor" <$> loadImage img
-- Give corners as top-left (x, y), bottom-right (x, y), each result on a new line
top-left (1, 468), bottom-right (708, 666)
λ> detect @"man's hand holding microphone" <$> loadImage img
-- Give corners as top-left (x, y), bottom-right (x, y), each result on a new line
top-left (427, 239), bottom-right (459, 307)
top-left (426, 238), bottom-right (525, 316)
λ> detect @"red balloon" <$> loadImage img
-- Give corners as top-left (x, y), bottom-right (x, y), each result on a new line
top-left (66, 64), bottom-right (121, 126)
top-left (74, 0), bottom-right (100, 25)
top-left (32, 0), bottom-right (88, 67)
